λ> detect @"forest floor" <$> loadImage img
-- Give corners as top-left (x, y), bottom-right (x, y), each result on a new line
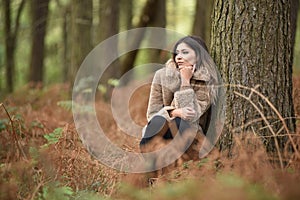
top-left (0, 74), bottom-right (300, 200)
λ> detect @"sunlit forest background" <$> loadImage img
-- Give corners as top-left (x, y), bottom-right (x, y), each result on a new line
top-left (1, 0), bottom-right (300, 200)
top-left (0, 0), bottom-right (205, 94)
top-left (0, 0), bottom-right (299, 94)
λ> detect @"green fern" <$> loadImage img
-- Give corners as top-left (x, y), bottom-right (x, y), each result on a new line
top-left (57, 100), bottom-right (93, 114)
top-left (42, 128), bottom-right (63, 147)
top-left (39, 182), bottom-right (73, 200)
top-left (57, 101), bottom-right (73, 112)
top-left (0, 118), bottom-right (9, 132)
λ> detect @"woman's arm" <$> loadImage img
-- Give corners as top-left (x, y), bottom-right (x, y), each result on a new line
top-left (172, 65), bottom-right (212, 122)
top-left (146, 71), bottom-right (164, 120)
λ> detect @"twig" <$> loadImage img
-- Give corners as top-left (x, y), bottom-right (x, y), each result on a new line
top-left (29, 180), bottom-right (45, 200)
top-left (232, 116), bottom-right (274, 133)
top-left (229, 84), bottom-right (300, 159)
top-left (234, 91), bottom-right (284, 170)
top-left (254, 134), bottom-right (300, 138)
top-left (0, 103), bottom-right (28, 160)
top-left (27, 176), bottom-right (51, 200)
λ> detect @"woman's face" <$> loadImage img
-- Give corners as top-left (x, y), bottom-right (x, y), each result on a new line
top-left (175, 42), bottom-right (197, 67)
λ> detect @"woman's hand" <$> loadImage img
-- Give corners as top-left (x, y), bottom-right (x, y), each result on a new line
top-left (170, 107), bottom-right (196, 120)
top-left (179, 65), bottom-right (195, 86)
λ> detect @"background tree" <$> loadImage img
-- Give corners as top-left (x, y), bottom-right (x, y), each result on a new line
top-left (54, 0), bottom-right (71, 83)
top-left (120, 0), bottom-right (163, 78)
top-left (119, 0), bottom-right (133, 62)
top-left (120, 0), bottom-right (133, 31)
top-left (210, 0), bottom-right (296, 153)
top-left (192, 0), bottom-right (214, 45)
top-left (291, 0), bottom-right (300, 65)
top-left (147, 0), bottom-right (166, 64)
top-left (28, 0), bottom-right (50, 87)
top-left (3, 0), bottom-right (25, 92)
top-left (1, 0), bottom-right (299, 95)
top-left (69, 0), bottom-right (93, 86)
top-left (98, 0), bottom-right (120, 86)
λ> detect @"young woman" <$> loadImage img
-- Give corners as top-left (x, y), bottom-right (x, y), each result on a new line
top-left (140, 36), bottom-right (219, 170)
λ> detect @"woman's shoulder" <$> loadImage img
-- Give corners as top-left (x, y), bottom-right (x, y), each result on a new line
top-left (154, 60), bottom-right (176, 77)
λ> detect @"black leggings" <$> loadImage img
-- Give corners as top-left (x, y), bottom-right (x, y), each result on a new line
top-left (140, 115), bottom-right (191, 147)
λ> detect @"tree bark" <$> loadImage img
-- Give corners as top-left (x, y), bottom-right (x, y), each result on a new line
top-left (55, 0), bottom-right (71, 83)
top-left (69, 0), bottom-right (93, 86)
top-left (291, 0), bottom-right (299, 65)
top-left (148, 0), bottom-right (166, 64)
top-left (28, 0), bottom-right (50, 87)
top-left (98, 0), bottom-right (120, 85)
top-left (62, 6), bottom-right (71, 83)
top-left (3, 0), bottom-right (25, 92)
top-left (192, 0), bottom-right (214, 45)
top-left (120, 0), bottom-right (162, 78)
top-left (120, 0), bottom-right (133, 31)
top-left (210, 0), bottom-right (296, 152)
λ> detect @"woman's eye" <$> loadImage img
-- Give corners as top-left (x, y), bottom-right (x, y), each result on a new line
top-left (182, 51), bottom-right (189, 54)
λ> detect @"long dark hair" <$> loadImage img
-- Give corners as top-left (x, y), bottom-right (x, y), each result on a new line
top-left (172, 35), bottom-right (219, 102)
top-left (172, 36), bottom-right (208, 68)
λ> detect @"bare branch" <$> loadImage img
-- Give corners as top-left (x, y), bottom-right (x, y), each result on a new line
top-left (229, 84), bottom-right (300, 159)
top-left (234, 90), bottom-right (284, 170)
top-left (0, 103), bottom-right (28, 160)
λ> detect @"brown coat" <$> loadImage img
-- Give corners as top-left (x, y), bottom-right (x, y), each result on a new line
top-left (146, 60), bottom-right (214, 133)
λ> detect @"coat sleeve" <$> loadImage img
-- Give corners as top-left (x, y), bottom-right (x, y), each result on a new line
top-left (146, 70), bottom-right (175, 121)
top-left (173, 83), bottom-right (211, 123)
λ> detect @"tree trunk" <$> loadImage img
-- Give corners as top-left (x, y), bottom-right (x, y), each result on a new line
top-left (69, 0), bottom-right (93, 86)
top-left (120, 0), bottom-right (133, 31)
top-left (210, 1), bottom-right (296, 153)
top-left (55, 0), bottom-right (72, 83)
top-left (62, 7), bottom-right (71, 83)
top-left (98, 0), bottom-right (120, 86)
top-left (192, 0), bottom-right (214, 45)
top-left (28, 0), bottom-right (50, 87)
top-left (120, 0), bottom-right (162, 79)
top-left (3, 0), bottom-right (25, 93)
top-left (120, 0), bottom-right (133, 53)
top-left (148, 0), bottom-right (166, 64)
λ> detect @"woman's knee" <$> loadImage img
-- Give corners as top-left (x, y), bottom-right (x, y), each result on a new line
top-left (140, 116), bottom-right (167, 146)
top-left (174, 117), bottom-right (190, 134)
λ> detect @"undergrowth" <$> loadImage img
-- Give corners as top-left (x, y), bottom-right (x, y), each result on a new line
top-left (0, 76), bottom-right (300, 200)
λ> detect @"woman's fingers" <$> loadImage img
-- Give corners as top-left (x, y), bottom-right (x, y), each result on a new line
top-left (179, 66), bottom-right (194, 81)
top-left (182, 107), bottom-right (196, 120)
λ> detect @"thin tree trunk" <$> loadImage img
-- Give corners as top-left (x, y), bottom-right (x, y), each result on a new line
top-left (211, 0), bottom-right (295, 152)
top-left (148, 0), bottom-right (166, 64)
top-left (98, 0), bottom-right (120, 86)
top-left (120, 0), bottom-right (133, 30)
top-left (120, 0), bottom-right (133, 50)
top-left (63, 5), bottom-right (71, 83)
top-left (55, 0), bottom-right (71, 83)
top-left (192, 0), bottom-right (214, 45)
top-left (29, 0), bottom-right (50, 86)
top-left (120, 0), bottom-right (162, 79)
top-left (69, 0), bottom-right (93, 86)
top-left (3, 0), bottom-right (25, 93)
